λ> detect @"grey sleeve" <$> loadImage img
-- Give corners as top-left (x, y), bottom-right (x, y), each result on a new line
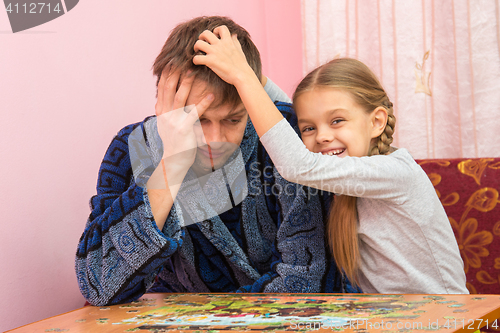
top-left (264, 77), bottom-right (292, 103)
top-left (260, 119), bottom-right (414, 200)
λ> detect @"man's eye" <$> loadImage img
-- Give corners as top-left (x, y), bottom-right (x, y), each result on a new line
top-left (195, 119), bottom-right (208, 126)
top-left (226, 119), bottom-right (241, 124)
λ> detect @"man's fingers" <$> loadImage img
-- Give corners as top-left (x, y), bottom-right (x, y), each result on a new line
top-left (160, 71), bottom-right (180, 115)
top-left (156, 68), bottom-right (170, 115)
top-left (195, 93), bottom-right (215, 119)
top-left (186, 93), bottom-right (214, 124)
top-left (173, 71), bottom-right (195, 111)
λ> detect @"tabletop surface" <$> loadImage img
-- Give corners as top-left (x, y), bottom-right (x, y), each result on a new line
top-left (8, 293), bottom-right (500, 333)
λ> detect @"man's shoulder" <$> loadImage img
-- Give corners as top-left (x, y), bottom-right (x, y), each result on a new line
top-left (275, 102), bottom-right (299, 134)
top-left (99, 116), bottom-right (155, 169)
top-left (251, 102), bottom-right (299, 171)
top-left (114, 116), bottom-right (156, 141)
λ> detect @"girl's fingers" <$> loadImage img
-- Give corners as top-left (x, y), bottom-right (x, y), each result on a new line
top-left (193, 39), bottom-right (209, 52)
top-left (198, 29), bottom-right (220, 45)
top-left (232, 34), bottom-right (244, 52)
top-left (193, 40), bottom-right (211, 64)
top-left (212, 25), bottom-right (231, 40)
top-left (192, 54), bottom-right (205, 66)
top-left (193, 26), bottom-right (235, 67)
top-left (172, 71), bottom-right (195, 111)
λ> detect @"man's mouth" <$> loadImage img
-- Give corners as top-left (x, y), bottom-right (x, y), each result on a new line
top-left (198, 147), bottom-right (225, 159)
top-left (321, 148), bottom-right (346, 156)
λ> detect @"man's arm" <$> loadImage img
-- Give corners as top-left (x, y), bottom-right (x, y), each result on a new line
top-left (75, 123), bottom-right (184, 306)
top-left (76, 71), bottom-right (213, 306)
top-left (146, 70), bottom-right (214, 230)
top-left (147, 71), bottom-right (284, 229)
top-left (261, 75), bottom-right (292, 104)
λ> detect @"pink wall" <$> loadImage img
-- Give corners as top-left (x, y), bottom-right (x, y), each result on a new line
top-left (0, 1), bottom-right (302, 331)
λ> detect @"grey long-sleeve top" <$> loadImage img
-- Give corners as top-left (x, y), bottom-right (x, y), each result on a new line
top-left (261, 119), bottom-right (468, 294)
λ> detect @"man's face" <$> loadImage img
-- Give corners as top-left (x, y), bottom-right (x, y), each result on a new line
top-left (187, 79), bottom-right (248, 176)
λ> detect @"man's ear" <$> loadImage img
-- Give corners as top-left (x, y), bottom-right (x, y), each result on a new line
top-left (370, 107), bottom-right (388, 139)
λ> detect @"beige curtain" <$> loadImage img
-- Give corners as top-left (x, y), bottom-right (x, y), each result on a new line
top-left (301, 0), bottom-right (500, 159)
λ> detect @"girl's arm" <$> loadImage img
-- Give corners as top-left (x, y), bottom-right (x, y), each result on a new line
top-left (193, 25), bottom-right (284, 137)
top-left (193, 25), bottom-right (414, 201)
top-left (260, 119), bottom-right (414, 201)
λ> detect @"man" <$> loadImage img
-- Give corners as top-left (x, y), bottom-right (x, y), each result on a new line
top-left (75, 16), bottom-right (343, 306)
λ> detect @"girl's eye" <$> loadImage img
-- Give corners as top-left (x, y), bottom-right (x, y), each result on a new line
top-left (331, 119), bottom-right (344, 125)
top-left (301, 126), bottom-right (315, 133)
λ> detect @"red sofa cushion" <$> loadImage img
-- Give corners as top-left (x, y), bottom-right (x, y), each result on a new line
top-left (416, 158), bottom-right (500, 295)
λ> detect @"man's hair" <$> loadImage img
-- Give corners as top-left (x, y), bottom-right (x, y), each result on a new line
top-left (153, 16), bottom-right (262, 108)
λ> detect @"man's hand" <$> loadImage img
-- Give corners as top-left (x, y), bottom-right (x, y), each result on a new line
top-left (147, 68), bottom-right (214, 230)
top-left (155, 69), bottom-right (214, 175)
top-left (193, 25), bottom-right (256, 88)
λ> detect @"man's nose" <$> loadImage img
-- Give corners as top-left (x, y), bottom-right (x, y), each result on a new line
top-left (201, 122), bottom-right (225, 146)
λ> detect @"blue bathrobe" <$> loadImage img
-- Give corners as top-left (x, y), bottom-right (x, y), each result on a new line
top-left (75, 102), bottom-right (344, 306)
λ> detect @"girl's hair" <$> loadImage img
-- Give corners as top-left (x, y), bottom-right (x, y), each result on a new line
top-left (292, 58), bottom-right (396, 286)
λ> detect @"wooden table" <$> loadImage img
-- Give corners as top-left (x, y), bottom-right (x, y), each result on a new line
top-left (7, 293), bottom-right (500, 332)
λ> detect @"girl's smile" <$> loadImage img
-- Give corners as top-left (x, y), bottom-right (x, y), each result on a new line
top-left (295, 87), bottom-right (379, 158)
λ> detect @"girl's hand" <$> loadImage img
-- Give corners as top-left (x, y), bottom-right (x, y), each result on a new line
top-left (155, 69), bottom-right (214, 171)
top-left (194, 25), bottom-right (284, 138)
top-left (193, 25), bottom-right (256, 87)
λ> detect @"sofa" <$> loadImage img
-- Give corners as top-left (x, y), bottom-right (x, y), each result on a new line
top-left (417, 157), bottom-right (500, 331)
top-left (417, 157), bottom-right (500, 295)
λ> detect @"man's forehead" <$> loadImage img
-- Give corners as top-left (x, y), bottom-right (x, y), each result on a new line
top-left (203, 103), bottom-right (247, 118)
top-left (188, 79), bottom-right (246, 117)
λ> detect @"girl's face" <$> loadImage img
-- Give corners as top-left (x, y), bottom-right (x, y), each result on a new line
top-left (295, 87), bottom-right (380, 158)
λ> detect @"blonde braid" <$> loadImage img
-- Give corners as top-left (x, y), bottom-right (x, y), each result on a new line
top-left (294, 57), bottom-right (397, 288)
top-left (369, 101), bottom-right (396, 156)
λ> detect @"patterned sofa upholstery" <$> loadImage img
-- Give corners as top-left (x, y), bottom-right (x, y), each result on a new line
top-left (416, 158), bottom-right (500, 296)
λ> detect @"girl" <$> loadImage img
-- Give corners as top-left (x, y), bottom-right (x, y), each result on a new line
top-left (193, 26), bottom-right (468, 294)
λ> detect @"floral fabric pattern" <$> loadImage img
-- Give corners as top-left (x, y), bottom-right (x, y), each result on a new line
top-left (417, 158), bottom-right (500, 295)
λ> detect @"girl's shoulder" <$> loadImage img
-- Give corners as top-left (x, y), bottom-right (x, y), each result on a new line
top-left (372, 147), bottom-right (412, 161)
top-left (387, 147), bottom-right (414, 162)
top-left (386, 148), bottom-right (431, 180)
top-left (375, 147), bottom-right (424, 177)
